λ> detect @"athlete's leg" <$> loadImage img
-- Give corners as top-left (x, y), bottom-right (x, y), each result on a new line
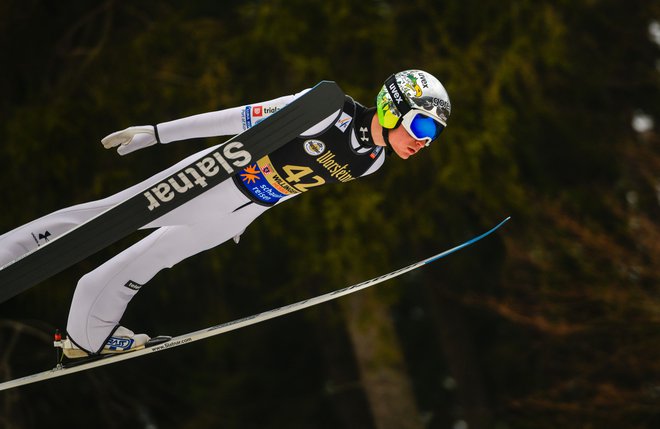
top-left (65, 183), bottom-right (268, 352)
top-left (0, 196), bottom-right (128, 267)
top-left (0, 144), bottom-right (222, 266)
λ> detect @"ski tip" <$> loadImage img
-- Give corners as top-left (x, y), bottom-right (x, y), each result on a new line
top-left (489, 216), bottom-right (511, 232)
top-left (481, 216), bottom-right (512, 239)
top-left (423, 216), bottom-right (511, 265)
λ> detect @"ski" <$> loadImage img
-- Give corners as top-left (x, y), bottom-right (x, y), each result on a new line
top-left (0, 81), bottom-right (345, 303)
top-left (0, 217), bottom-right (510, 392)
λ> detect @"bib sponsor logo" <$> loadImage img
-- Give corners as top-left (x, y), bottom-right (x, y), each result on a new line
top-left (303, 139), bottom-right (326, 156)
top-left (240, 165), bottom-right (261, 184)
top-left (316, 151), bottom-right (355, 183)
top-left (238, 159), bottom-right (295, 204)
top-left (143, 142), bottom-right (252, 211)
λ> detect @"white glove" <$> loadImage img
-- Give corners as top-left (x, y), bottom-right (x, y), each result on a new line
top-left (101, 125), bottom-right (161, 156)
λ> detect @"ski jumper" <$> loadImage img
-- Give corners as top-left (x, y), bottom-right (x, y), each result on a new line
top-left (0, 90), bottom-right (386, 353)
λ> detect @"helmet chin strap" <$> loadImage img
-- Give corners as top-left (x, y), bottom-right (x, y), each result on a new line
top-left (381, 126), bottom-right (394, 153)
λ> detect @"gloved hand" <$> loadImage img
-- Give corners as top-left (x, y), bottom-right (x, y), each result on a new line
top-left (101, 125), bottom-right (161, 156)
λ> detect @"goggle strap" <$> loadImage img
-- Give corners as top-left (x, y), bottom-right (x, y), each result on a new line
top-left (384, 74), bottom-right (411, 117)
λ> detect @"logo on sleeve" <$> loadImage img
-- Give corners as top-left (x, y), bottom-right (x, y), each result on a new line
top-left (242, 106), bottom-right (252, 129)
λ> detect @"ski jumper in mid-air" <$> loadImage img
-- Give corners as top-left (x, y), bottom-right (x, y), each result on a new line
top-left (0, 70), bottom-right (451, 357)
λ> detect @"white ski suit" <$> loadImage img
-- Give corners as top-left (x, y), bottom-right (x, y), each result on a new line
top-left (0, 90), bottom-right (386, 353)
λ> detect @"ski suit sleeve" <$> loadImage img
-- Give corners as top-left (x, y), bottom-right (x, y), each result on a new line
top-left (156, 90), bottom-right (310, 143)
top-left (103, 87), bottom-right (341, 155)
top-left (102, 90), bottom-right (310, 155)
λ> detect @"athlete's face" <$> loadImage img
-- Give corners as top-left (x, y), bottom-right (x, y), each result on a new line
top-left (388, 125), bottom-right (428, 159)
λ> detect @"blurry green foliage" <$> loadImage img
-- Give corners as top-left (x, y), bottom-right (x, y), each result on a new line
top-left (1, 1), bottom-right (659, 428)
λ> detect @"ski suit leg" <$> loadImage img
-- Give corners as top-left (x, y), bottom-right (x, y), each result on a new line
top-left (66, 179), bottom-right (269, 352)
top-left (0, 144), bottom-right (222, 267)
top-left (0, 190), bottom-right (132, 267)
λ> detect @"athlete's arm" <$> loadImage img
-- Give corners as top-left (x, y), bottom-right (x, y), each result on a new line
top-left (102, 91), bottom-right (307, 156)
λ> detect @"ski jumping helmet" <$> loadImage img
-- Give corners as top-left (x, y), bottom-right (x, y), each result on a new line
top-left (376, 69), bottom-right (451, 146)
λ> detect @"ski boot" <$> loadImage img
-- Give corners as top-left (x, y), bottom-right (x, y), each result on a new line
top-left (54, 326), bottom-right (169, 359)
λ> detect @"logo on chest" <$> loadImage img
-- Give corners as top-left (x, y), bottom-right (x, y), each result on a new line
top-left (303, 139), bottom-right (326, 156)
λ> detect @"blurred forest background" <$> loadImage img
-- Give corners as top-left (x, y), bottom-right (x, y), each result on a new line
top-left (1, 1), bottom-right (659, 428)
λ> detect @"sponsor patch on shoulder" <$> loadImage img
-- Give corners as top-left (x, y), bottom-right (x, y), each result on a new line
top-left (335, 112), bottom-right (353, 132)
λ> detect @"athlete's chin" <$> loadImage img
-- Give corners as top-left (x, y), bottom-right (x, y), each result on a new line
top-left (393, 148), bottom-right (412, 160)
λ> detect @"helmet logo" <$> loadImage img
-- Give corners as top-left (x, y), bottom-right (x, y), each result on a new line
top-left (388, 82), bottom-right (404, 104)
top-left (385, 75), bottom-right (411, 116)
top-left (404, 72), bottom-right (424, 97)
top-left (417, 72), bottom-right (429, 89)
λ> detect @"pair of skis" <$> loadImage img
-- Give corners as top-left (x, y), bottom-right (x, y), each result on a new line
top-left (0, 79), bottom-right (510, 391)
top-left (0, 216), bottom-right (510, 391)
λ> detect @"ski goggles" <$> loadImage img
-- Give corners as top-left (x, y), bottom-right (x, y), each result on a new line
top-left (400, 110), bottom-right (445, 146)
top-left (383, 74), bottom-right (445, 146)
